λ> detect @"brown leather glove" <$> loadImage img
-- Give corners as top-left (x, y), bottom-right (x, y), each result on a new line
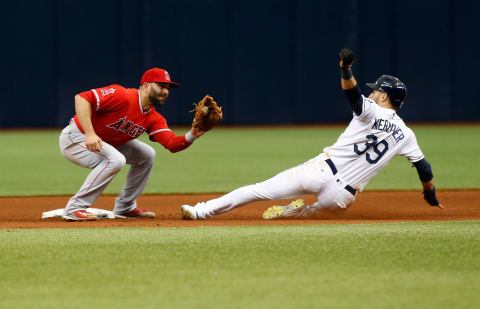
top-left (191, 95), bottom-right (223, 131)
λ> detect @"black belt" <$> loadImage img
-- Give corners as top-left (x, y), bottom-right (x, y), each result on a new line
top-left (325, 159), bottom-right (356, 196)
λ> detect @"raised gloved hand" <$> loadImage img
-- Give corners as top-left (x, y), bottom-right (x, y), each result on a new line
top-left (191, 95), bottom-right (223, 131)
top-left (339, 48), bottom-right (356, 68)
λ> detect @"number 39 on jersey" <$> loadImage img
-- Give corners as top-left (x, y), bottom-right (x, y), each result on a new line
top-left (354, 134), bottom-right (389, 164)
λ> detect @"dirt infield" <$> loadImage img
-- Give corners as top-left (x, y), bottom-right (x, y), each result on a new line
top-left (0, 190), bottom-right (479, 229)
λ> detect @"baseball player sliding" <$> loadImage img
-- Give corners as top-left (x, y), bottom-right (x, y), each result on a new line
top-left (59, 68), bottom-right (221, 221)
top-left (181, 48), bottom-right (443, 220)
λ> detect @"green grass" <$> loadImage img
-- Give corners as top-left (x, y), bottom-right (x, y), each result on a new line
top-left (1, 221), bottom-right (479, 309)
top-left (0, 125), bottom-right (478, 196)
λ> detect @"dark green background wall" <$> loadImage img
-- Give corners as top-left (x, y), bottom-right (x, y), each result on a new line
top-left (1, 0), bottom-right (478, 127)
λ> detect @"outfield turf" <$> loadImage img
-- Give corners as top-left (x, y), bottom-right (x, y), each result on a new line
top-left (0, 125), bottom-right (479, 196)
top-left (1, 221), bottom-right (479, 309)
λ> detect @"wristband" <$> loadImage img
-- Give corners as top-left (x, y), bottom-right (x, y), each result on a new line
top-left (341, 67), bottom-right (353, 80)
top-left (185, 131), bottom-right (196, 143)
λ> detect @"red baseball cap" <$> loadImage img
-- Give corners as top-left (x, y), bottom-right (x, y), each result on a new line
top-left (140, 68), bottom-right (180, 88)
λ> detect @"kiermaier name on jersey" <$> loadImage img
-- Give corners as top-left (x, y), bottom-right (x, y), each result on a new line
top-left (371, 118), bottom-right (404, 142)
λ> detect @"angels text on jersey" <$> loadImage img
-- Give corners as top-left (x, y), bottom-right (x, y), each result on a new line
top-left (107, 116), bottom-right (146, 138)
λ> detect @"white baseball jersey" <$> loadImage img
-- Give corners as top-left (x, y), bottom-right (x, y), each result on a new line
top-left (324, 96), bottom-right (424, 192)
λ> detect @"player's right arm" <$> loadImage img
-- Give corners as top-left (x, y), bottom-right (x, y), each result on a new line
top-left (339, 48), bottom-right (363, 116)
top-left (413, 159), bottom-right (444, 209)
top-left (75, 95), bottom-right (103, 152)
top-left (147, 112), bottom-right (199, 153)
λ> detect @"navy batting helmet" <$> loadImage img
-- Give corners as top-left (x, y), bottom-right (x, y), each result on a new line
top-left (366, 75), bottom-right (407, 108)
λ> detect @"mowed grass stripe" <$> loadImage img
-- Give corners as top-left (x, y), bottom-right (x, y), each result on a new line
top-left (1, 221), bottom-right (479, 309)
top-left (1, 125), bottom-right (479, 196)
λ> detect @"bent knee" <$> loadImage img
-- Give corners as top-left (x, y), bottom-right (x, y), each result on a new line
top-left (110, 155), bottom-right (126, 173)
top-left (143, 145), bottom-right (156, 163)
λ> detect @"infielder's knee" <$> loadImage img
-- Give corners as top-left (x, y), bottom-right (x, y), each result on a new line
top-left (143, 145), bottom-right (156, 164)
top-left (110, 154), bottom-right (126, 174)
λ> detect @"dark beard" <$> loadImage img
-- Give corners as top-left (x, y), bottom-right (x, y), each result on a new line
top-left (149, 93), bottom-right (165, 108)
top-left (152, 100), bottom-right (164, 108)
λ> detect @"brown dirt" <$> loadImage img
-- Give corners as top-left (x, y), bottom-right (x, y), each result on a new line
top-left (0, 190), bottom-right (479, 229)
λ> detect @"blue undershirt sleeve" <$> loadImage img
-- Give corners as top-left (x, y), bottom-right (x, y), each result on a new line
top-left (413, 158), bottom-right (434, 182)
top-left (344, 85), bottom-right (363, 116)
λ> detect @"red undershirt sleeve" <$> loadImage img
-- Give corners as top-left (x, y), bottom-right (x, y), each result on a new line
top-left (147, 111), bottom-right (194, 153)
top-left (151, 130), bottom-right (192, 153)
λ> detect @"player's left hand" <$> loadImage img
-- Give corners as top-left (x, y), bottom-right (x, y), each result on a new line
top-left (423, 186), bottom-right (444, 209)
top-left (190, 126), bottom-right (206, 139)
top-left (339, 48), bottom-right (355, 68)
top-left (85, 133), bottom-right (103, 152)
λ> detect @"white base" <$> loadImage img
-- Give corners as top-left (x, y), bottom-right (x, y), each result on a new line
top-left (41, 208), bottom-right (116, 220)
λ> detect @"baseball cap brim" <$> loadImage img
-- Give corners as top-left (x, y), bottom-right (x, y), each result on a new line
top-left (366, 82), bottom-right (381, 90)
top-left (147, 81), bottom-right (180, 88)
top-left (166, 81), bottom-right (180, 88)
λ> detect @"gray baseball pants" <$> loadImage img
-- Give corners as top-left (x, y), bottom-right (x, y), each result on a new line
top-left (59, 121), bottom-right (155, 216)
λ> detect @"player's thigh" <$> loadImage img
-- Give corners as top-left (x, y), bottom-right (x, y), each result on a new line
top-left (61, 139), bottom-right (124, 169)
top-left (252, 165), bottom-right (308, 200)
top-left (259, 159), bottom-right (331, 197)
top-left (117, 139), bottom-right (156, 165)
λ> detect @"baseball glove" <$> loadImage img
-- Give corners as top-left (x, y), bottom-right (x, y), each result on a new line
top-left (191, 95), bottom-right (223, 131)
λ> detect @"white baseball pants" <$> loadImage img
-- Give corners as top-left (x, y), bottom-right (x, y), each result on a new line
top-left (197, 153), bottom-right (356, 218)
top-left (59, 121), bottom-right (155, 215)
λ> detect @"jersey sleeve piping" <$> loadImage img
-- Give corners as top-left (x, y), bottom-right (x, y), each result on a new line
top-left (149, 128), bottom-right (172, 136)
top-left (91, 89), bottom-right (100, 111)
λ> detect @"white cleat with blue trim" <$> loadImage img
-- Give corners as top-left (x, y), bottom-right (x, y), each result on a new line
top-left (181, 205), bottom-right (199, 220)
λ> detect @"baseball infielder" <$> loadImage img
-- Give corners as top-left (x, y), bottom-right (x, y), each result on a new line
top-left (181, 48), bottom-right (443, 220)
top-left (60, 68), bottom-right (207, 221)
